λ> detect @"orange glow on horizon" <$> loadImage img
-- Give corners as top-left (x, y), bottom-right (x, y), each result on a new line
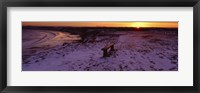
top-left (131, 22), bottom-right (147, 28)
top-left (22, 22), bottom-right (178, 28)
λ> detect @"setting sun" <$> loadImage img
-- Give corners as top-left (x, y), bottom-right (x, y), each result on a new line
top-left (131, 22), bottom-right (147, 28)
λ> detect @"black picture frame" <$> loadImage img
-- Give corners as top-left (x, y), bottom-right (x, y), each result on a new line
top-left (0, 0), bottom-right (199, 93)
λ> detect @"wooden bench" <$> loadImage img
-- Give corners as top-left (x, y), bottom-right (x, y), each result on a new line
top-left (101, 43), bottom-right (115, 57)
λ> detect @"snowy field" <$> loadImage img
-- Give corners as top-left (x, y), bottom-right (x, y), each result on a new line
top-left (22, 28), bottom-right (178, 71)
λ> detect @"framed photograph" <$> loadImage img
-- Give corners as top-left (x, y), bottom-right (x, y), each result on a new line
top-left (0, 0), bottom-right (199, 93)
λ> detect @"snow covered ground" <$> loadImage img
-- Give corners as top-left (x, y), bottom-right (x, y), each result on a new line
top-left (22, 29), bottom-right (178, 71)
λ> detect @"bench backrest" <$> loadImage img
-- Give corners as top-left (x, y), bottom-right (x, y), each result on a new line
top-left (101, 43), bottom-right (115, 50)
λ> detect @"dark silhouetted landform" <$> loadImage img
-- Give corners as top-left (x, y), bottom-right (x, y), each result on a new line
top-left (23, 26), bottom-right (178, 32)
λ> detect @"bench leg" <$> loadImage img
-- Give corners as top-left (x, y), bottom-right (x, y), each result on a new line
top-left (110, 45), bottom-right (114, 51)
top-left (103, 50), bottom-right (108, 57)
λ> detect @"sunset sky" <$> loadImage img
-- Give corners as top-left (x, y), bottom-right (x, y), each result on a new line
top-left (22, 22), bottom-right (178, 28)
